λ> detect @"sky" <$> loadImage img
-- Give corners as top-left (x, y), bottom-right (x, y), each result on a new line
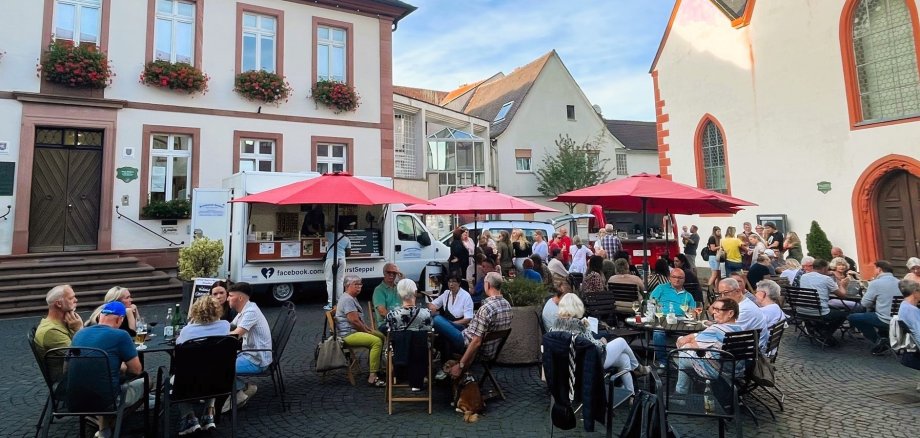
top-left (392, 0), bottom-right (677, 122)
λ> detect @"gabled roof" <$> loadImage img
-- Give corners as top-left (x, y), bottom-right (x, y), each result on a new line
top-left (393, 86), bottom-right (448, 106)
top-left (440, 79), bottom-right (490, 106)
top-left (604, 120), bottom-right (657, 151)
top-left (461, 51), bottom-right (555, 137)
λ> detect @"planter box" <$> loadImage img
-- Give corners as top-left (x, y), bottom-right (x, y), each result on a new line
top-left (496, 305), bottom-right (542, 365)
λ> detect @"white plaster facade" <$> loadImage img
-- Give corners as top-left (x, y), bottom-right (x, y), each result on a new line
top-left (652, 0), bottom-right (920, 272)
top-left (0, 0), bottom-right (413, 258)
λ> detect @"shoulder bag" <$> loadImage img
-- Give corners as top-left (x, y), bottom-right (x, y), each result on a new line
top-left (315, 335), bottom-right (348, 372)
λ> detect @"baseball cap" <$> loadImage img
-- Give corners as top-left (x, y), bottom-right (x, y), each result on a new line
top-left (100, 301), bottom-right (127, 317)
top-left (763, 249), bottom-right (776, 258)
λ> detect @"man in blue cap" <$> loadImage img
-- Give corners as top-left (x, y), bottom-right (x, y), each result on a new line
top-left (71, 301), bottom-right (145, 438)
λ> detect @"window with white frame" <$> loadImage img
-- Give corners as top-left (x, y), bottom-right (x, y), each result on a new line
top-left (239, 139), bottom-right (275, 172)
top-left (316, 143), bottom-right (347, 174)
top-left (494, 101), bottom-right (513, 123)
top-left (394, 113), bottom-right (417, 178)
top-left (317, 25), bottom-right (346, 82)
top-left (55, 0), bottom-right (101, 45)
top-left (586, 150), bottom-right (600, 170)
top-left (241, 13), bottom-right (276, 73)
top-left (150, 134), bottom-right (192, 202)
top-left (515, 148), bottom-right (532, 172)
top-left (154, 0), bottom-right (195, 64)
top-left (615, 153), bottom-right (628, 175)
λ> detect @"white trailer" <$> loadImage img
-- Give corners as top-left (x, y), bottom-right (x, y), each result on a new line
top-left (191, 171), bottom-right (449, 302)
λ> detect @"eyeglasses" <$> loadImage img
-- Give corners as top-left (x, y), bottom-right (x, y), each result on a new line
top-left (385, 271), bottom-right (400, 276)
top-left (716, 289), bottom-right (734, 295)
top-left (710, 306), bottom-right (725, 312)
top-left (670, 275), bottom-right (685, 280)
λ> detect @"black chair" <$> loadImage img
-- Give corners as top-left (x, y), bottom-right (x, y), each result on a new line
top-left (608, 282), bottom-right (642, 323)
top-left (241, 302), bottom-right (297, 409)
top-left (568, 273), bottom-right (584, 293)
top-left (583, 291), bottom-right (618, 327)
top-left (684, 281), bottom-right (703, 305)
top-left (663, 346), bottom-right (743, 438)
top-left (757, 320), bottom-right (788, 413)
top-left (28, 326), bottom-right (71, 438)
top-left (41, 347), bottom-right (149, 438)
top-left (721, 330), bottom-right (762, 425)
top-left (155, 335), bottom-right (239, 438)
top-left (470, 328), bottom-right (512, 401)
top-left (385, 330), bottom-right (433, 414)
top-left (890, 296), bottom-right (905, 317)
top-left (785, 286), bottom-right (834, 347)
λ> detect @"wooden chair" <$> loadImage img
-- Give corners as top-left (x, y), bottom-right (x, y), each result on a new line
top-left (323, 308), bottom-right (370, 386)
top-left (385, 330), bottom-right (434, 414)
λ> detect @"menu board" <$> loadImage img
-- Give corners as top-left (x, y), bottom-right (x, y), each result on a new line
top-left (344, 229), bottom-right (381, 256)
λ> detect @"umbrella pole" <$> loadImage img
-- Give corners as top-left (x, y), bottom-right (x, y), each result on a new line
top-left (665, 208), bottom-right (670, 261)
top-left (642, 198), bottom-right (649, 284)
top-left (331, 203), bottom-right (340, 307)
top-left (473, 213), bottom-right (479, 291)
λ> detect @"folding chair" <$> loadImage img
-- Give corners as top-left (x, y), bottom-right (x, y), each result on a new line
top-left (663, 346), bottom-right (743, 438)
top-left (241, 302), bottom-right (296, 409)
top-left (323, 308), bottom-right (370, 386)
top-left (583, 291), bottom-right (618, 327)
top-left (721, 330), bottom-right (762, 425)
top-left (155, 336), bottom-right (239, 438)
top-left (758, 320), bottom-right (788, 413)
top-left (457, 328), bottom-right (512, 402)
top-left (41, 347), bottom-right (149, 438)
top-left (385, 330), bottom-right (433, 414)
top-left (785, 286), bottom-right (835, 347)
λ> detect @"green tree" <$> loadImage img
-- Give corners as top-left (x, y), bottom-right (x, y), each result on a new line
top-left (535, 134), bottom-right (611, 213)
top-left (805, 220), bottom-right (832, 261)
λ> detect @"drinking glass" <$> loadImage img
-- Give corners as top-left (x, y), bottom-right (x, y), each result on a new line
top-left (654, 305), bottom-right (665, 327)
top-left (631, 300), bottom-right (642, 314)
top-left (679, 299), bottom-right (690, 316)
top-left (695, 304), bottom-right (705, 322)
top-left (135, 318), bottom-right (148, 347)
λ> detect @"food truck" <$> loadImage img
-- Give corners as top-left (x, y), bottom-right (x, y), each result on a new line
top-left (191, 171), bottom-right (449, 302)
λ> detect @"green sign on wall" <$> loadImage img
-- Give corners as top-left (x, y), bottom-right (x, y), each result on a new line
top-left (116, 166), bottom-right (139, 183)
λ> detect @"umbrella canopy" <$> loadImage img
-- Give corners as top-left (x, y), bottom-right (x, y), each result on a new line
top-left (550, 173), bottom-right (756, 214)
top-left (230, 171), bottom-right (430, 206)
top-left (401, 186), bottom-right (559, 215)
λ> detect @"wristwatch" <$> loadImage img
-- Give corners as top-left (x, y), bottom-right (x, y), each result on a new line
top-left (458, 362), bottom-right (465, 370)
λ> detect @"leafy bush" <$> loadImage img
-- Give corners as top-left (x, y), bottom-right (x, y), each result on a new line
top-left (234, 70), bottom-right (292, 104)
top-left (141, 198), bottom-right (191, 219)
top-left (140, 60), bottom-right (209, 94)
top-left (39, 39), bottom-right (112, 88)
top-left (178, 237), bottom-right (224, 281)
top-left (502, 277), bottom-right (549, 307)
top-left (311, 79), bottom-right (360, 113)
top-left (806, 220), bottom-right (832, 261)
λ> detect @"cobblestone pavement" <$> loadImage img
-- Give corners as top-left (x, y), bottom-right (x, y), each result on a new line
top-left (4, 296), bottom-right (919, 437)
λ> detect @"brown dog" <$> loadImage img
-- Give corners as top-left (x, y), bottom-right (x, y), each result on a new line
top-left (443, 360), bottom-right (485, 423)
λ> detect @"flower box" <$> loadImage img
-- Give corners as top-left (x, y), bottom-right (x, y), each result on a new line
top-left (234, 70), bottom-right (292, 104)
top-left (311, 80), bottom-right (360, 114)
top-left (38, 39), bottom-right (112, 89)
top-left (140, 60), bottom-right (209, 94)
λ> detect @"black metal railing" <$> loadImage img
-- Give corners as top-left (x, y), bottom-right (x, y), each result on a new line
top-left (0, 205), bottom-right (10, 221)
top-left (115, 206), bottom-right (185, 247)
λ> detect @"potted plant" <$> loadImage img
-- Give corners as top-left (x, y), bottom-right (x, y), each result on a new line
top-left (140, 60), bottom-right (209, 94)
top-left (310, 79), bottom-right (360, 114)
top-left (178, 236), bottom-right (225, 308)
top-left (38, 39), bottom-right (112, 88)
top-left (496, 277), bottom-right (548, 365)
top-left (234, 70), bottom-right (292, 104)
top-left (141, 198), bottom-right (191, 220)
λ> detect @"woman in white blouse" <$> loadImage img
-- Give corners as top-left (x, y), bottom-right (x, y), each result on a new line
top-left (428, 274), bottom-right (474, 330)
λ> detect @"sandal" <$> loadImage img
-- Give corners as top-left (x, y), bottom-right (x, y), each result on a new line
top-left (368, 378), bottom-right (386, 387)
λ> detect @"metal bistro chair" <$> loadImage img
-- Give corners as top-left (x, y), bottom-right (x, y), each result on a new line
top-left (155, 335), bottom-right (239, 438)
top-left (41, 347), bottom-right (150, 438)
top-left (756, 320), bottom-right (788, 414)
top-left (385, 330), bottom-right (434, 414)
top-left (453, 328), bottom-right (512, 402)
top-left (240, 302), bottom-right (296, 410)
top-left (28, 327), bottom-right (54, 438)
top-left (583, 291), bottom-right (618, 328)
top-left (608, 283), bottom-right (642, 325)
top-left (785, 286), bottom-right (834, 347)
top-left (663, 345), bottom-right (744, 438)
top-left (720, 329), bottom-right (762, 425)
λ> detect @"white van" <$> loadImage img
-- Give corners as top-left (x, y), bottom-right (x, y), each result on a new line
top-left (192, 171), bottom-right (449, 302)
top-left (442, 220), bottom-right (556, 245)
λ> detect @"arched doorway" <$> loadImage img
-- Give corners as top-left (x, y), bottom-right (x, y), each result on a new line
top-left (852, 155), bottom-right (920, 275)
top-left (875, 171), bottom-right (920, 277)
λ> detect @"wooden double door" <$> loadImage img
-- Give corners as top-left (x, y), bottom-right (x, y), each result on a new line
top-left (876, 170), bottom-right (920, 277)
top-left (28, 128), bottom-right (103, 253)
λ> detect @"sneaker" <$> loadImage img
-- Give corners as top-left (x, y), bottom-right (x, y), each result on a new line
top-left (633, 365), bottom-right (652, 377)
top-left (221, 390), bottom-right (251, 414)
top-left (871, 341), bottom-right (889, 356)
top-left (242, 382), bottom-right (258, 398)
top-left (94, 429), bottom-right (112, 438)
top-left (435, 369), bottom-right (448, 381)
top-left (200, 415), bottom-right (216, 431)
top-left (410, 387), bottom-right (423, 392)
top-left (178, 416), bottom-right (201, 436)
top-left (323, 302), bottom-right (333, 311)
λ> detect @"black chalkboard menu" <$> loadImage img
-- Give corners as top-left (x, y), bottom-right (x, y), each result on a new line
top-left (345, 229), bottom-right (382, 256)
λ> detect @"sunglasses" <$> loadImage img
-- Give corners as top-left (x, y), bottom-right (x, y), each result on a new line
top-left (385, 271), bottom-right (400, 276)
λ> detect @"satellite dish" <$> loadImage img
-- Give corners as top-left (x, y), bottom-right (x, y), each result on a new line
top-left (592, 104), bottom-right (603, 115)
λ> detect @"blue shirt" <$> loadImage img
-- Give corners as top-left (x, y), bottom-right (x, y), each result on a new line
top-left (520, 268), bottom-right (542, 283)
top-left (324, 232), bottom-right (351, 260)
top-left (650, 283), bottom-right (696, 317)
top-left (899, 300), bottom-right (920, 347)
top-left (71, 324), bottom-right (138, 394)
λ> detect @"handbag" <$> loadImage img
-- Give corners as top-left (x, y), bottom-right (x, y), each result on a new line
top-left (315, 335), bottom-right (348, 372)
top-left (700, 247), bottom-right (711, 261)
top-left (751, 353), bottom-right (775, 387)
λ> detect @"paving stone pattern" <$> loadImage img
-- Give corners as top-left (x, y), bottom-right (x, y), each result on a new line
top-left (3, 300), bottom-right (919, 437)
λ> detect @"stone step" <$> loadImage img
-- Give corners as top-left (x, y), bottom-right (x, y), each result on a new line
top-left (0, 250), bottom-right (121, 265)
top-left (0, 280), bottom-right (184, 315)
top-left (0, 266), bottom-right (157, 287)
top-left (0, 257), bottom-right (140, 276)
top-left (0, 272), bottom-right (172, 297)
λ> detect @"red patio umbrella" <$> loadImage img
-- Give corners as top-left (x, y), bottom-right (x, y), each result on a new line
top-left (552, 173), bottom-right (756, 278)
top-left (231, 172), bottom-right (431, 304)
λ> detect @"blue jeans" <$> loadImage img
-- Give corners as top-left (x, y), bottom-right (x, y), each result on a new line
top-left (235, 355), bottom-right (267, 391)
top-left (433, 315), bottom-right (466, 352)
top-left (725, 261), bottom-right (743, 274)
top-left (847, 312), bottom-right (890, 344)
top-left (652, 330), bottom-right (668, 366)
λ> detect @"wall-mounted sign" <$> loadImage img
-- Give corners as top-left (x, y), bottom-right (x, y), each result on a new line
top-left (0, 141), bottom-right (9, 155)
top-left (817, 181), bottom-right (831, 194)
top-left (116, 166), bottom-right (139, 183)
top-left (0, 162), bottom-right (14, 196)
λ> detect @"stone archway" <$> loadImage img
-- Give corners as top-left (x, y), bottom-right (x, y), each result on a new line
top-left (852, 155), bottom-right (920, 274)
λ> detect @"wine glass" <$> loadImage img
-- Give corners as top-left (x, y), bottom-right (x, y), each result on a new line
top-left (679, 298), bottom-right (690, 317)
top-left (147, 314), bottom-right (160, 337)
top-left (654, 304), bottom-right (665, 327)
top-left (695, 304), bottom-right (705, 323)
top-left (631, 300), bottom-right (642, 315)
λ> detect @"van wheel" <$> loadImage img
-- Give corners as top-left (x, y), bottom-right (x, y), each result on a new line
top-left (271, 283), bottom-right (295, 303)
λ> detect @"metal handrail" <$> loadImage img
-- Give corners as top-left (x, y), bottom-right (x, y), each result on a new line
top-left (115, 206), bottom-right (185, 247)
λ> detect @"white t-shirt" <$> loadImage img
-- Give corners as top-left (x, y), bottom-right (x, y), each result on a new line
top-left (431, 288), bottom-right (474, 321)
top-left (177, 320), bottom-right (231, 344)
top-left (568, 245), bottom-right (594, 274)
top-left (758, 303), bottom-right (788, 349)
top-left (737, 297), bottom-right (766, 332)
top-left (324, 231), bottom-right (351, 260)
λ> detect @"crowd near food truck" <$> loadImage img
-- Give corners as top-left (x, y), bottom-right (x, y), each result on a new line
top-left (191, 171), bottom-right (449, 302)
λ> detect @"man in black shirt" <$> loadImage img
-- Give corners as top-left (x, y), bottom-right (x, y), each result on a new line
top-left (682, 225), bottom-right (700, 269)
top-left (764, 222), bottom-right (784, 262)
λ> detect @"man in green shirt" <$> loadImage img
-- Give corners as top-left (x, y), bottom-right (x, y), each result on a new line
top-left (34, 284), bottom-right (84, 361)
top-left (372, 262), bottom-right (402, 330)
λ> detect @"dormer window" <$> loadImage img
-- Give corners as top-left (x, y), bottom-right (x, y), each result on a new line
top-left (494, 101), bottom-right (513, 123)
top-left (710, 0), bottom-right (749, 20)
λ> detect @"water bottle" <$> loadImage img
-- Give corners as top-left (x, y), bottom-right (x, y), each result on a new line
top-left (163, 307), bottom-right (174, 338)
top-left (646, 299), bottom-right (656, 318)
top-left (703, 380), bottom-right (714, 414)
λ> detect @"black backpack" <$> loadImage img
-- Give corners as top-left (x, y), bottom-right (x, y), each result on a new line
top-left (620, 390), bottom-right (679, 438)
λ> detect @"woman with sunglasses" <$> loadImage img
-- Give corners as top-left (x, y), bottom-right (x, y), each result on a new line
top-left (672, 297), bottom-right (743, 394)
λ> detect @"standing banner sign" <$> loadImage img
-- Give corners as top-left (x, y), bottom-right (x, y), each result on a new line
top-left (188, 277), bottom-right (222, 316)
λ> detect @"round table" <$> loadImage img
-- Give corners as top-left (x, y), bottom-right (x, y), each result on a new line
top-left (625, 318), bottom-right (705, 365)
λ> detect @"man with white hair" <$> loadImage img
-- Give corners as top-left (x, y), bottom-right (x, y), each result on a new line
top-left (600, 224), bottom-right (622, 259)
top-left (717, 277), bottom-right (766, 333)
top-left (34, 284), bottom-right (83, 359)
top-left (791, 256), bottom-right (815, 287)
